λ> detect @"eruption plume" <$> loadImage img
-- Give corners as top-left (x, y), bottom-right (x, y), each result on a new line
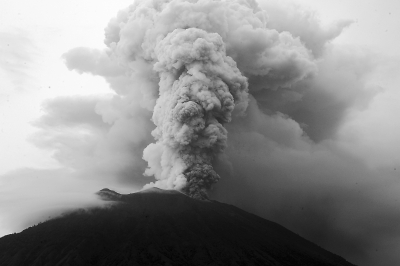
top-left (105, 0), bottom-right (315, 199)
top-left (143, 28), bottom-right (248, 199)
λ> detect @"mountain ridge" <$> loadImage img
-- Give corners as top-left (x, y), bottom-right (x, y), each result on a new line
top-left (0, 188), bottom-right (356, 266)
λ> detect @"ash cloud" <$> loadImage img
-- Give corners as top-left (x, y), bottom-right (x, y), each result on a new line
top-left (258, 0), bottom-right (353, 57)
top-left (97, 0), bottom-right (318, 198)
top-left (2, 1), bottom-right (400, 266)
top-left (30, 95), bottom-right (154, 187)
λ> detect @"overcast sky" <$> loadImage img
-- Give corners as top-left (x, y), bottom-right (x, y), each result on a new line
top-left (1, 1), bottom-right (400, 265)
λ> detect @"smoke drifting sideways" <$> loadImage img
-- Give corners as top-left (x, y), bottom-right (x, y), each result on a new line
top-left (2, 0), bottom-right (400, 265)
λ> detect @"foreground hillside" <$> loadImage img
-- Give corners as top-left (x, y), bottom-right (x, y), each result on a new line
top-left (0, 188), bottom-right (356, 266)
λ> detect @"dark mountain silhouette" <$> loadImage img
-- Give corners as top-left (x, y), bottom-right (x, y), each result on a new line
top-left (0, 188), bottom-right (356, 266)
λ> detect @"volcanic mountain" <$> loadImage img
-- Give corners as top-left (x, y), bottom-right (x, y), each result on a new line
top-left (0, 188), bottom-right (356, 266)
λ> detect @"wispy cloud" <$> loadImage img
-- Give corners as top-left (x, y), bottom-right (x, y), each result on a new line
top-left (0, 29), bottom-right (39, 91)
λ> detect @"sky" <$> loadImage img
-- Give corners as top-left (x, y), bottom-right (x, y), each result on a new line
top-left (1, 0), bottom-right (400, 265)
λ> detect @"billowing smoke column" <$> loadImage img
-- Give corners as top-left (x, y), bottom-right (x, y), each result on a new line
top-left (143, 29), bottom-right (248, 199)
top-left (105, 0), bottom-right (315, 199)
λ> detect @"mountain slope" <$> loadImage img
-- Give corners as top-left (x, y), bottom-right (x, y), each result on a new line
top-left (0, 188), bottom-right (356, 266)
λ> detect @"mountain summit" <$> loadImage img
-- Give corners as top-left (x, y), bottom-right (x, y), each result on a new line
top-left (0, 188), bottom-right (355, 265)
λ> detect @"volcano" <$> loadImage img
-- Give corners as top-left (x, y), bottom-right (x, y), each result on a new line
top-left (0, 188), bottom-right (355, 265)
